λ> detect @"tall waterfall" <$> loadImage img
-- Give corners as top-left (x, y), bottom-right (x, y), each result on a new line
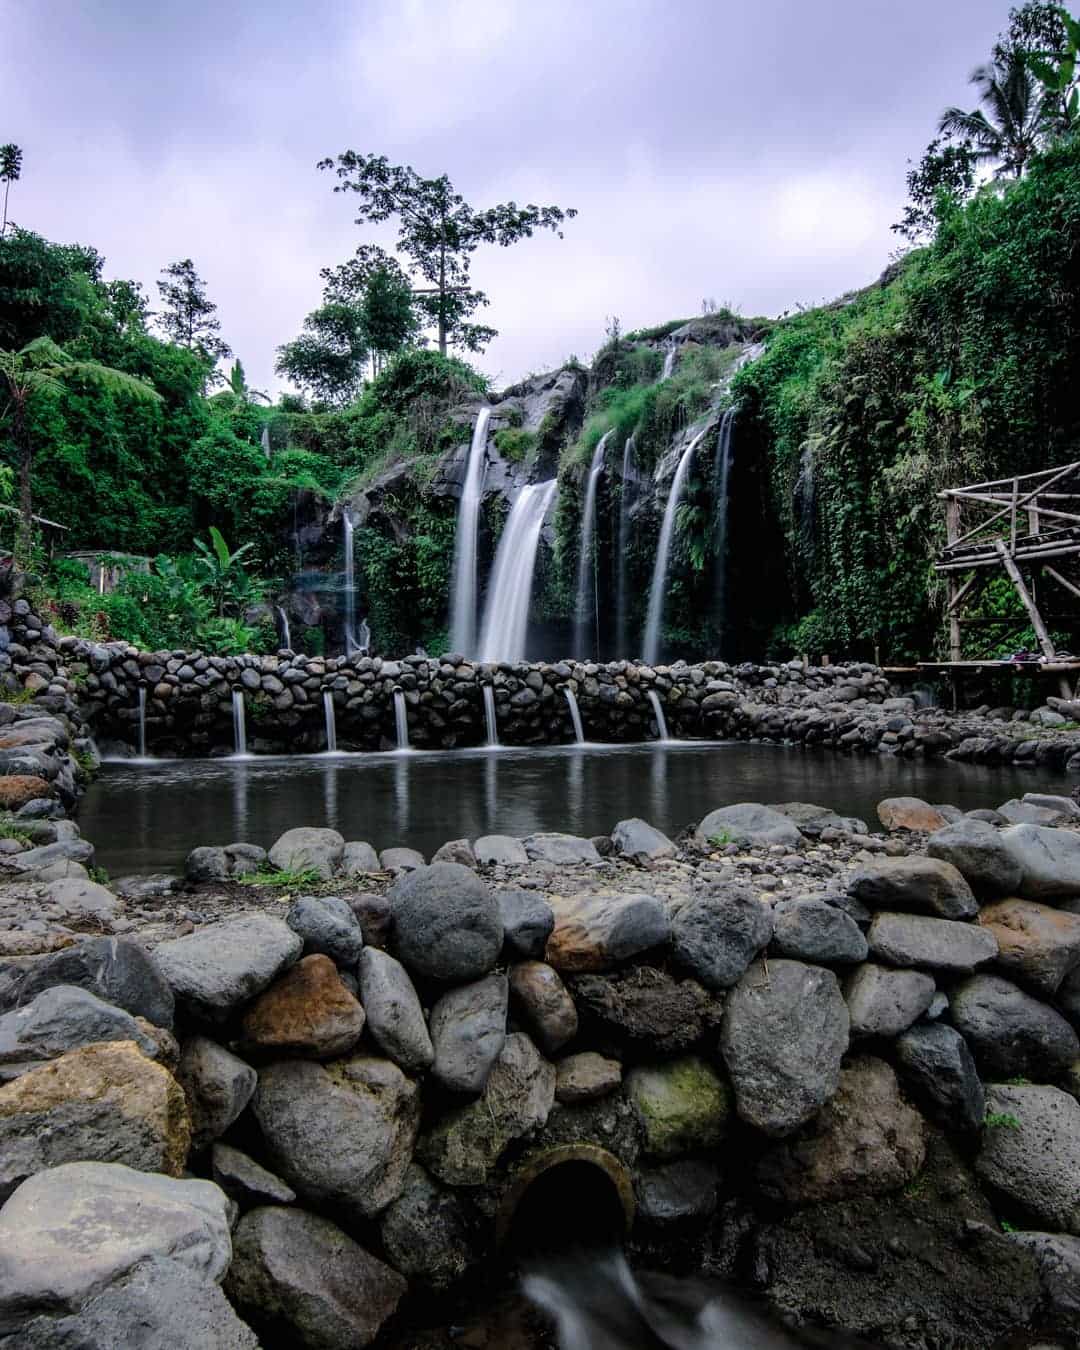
top-left (275, 605), bottom-right (291, 651)
top-left (342, 510), bottom-right (359, 655)
top-left (642, 426), bottom-right (709, 666)
top-left (477, 480), bottom-right (557, 663)
top-left (392, 688), bottom-right (410, 750)
top-left (449, 407), bottom-right (492, 655)
top-left (260, 425), bottom-right (271, 461)
top-left (563, 686), bottom-right (585, 743)
top-left (231, 689), bottom-right (247, 756)
top-left (482, 684), bottom-right (499, 747)
top-left (712, 408), bottom-right (736, 645)
top-left (323, 690), bottom-right (337, 753)
top-left (573, 430), bottom-right (613, 658)
top-left (660, 345), bottom-right (677, 380)
top-left (615, 434), bottom-right (636, 658)
top-left (137, 687), bottom-right (147, 758)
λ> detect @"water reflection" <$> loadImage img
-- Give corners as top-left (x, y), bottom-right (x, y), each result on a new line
top-left (80, 742), bottom-right (1070, 877)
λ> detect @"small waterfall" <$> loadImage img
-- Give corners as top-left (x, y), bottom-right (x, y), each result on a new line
top-left (482, 684), bottom-right (499, 747)
top-left (712, 408), bottom-right (736, 645)
top-left (342, 510), bottom-right (359, 655)
top-left (260, 425), bottom-right (271, 461)
top-left (137, 686), bottom-right (147, 758)
top-left (477, 480), bottom-right (558, 663)
top-left (563, 686), bottom-right (585, 744)
top-left (615, 434), bottom-right (636, 658)
top-left (573, 430), bottom-right (613, 658)
top-left (660, 345), bottom-right (677, 380)
top-left (647, 688), bottom-right (670, 741)
top-left (642, 426), bottom-right (709, 666)
top-left (275, 605), bottom-right (291, 651)
top-left (356, 617), bottom-right (371, 655)
top-left (231, 689), bottom-right (247, 756)
top-left (323, 690), bottom-right (337, 752)
top-left (449, 406), bottom-right (492, 655)
top-left (795, 440), bottom-right (816, 548)
top-left (393, 688), bottom-right (410, 751)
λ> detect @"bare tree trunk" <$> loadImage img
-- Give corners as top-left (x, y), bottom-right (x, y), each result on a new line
top-left (438, 245), bottom-right (447, 357)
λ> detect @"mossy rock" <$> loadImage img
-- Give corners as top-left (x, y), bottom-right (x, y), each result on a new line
top-left (625, 1055), bottom-right (730, 1159)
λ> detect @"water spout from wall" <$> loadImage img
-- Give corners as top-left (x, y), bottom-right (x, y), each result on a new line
top-left (482, 683), bottom-right (499, 747)
top-left (342, 510), bottom-right (359, 655)
top-left (137, 686), bottom-right (147, 758)
top-left (393, 687), bottom-right (410, 751)
top-left (563, 686), bottom-right (585, 744)
top-left (232, 689), bottom-right (248, 756)
top-left (573, 430), bottom-right (613, 659)
top-left (646, 688), bottom-right (670, 741)
top-left (642, 426), bottom-right (709, 666)
top-left (323, 690), bottom-right (337, 753)
top-left (449, 406), bottom-right (492, 655)
top-left (477, 480), bottom-right (558, 663)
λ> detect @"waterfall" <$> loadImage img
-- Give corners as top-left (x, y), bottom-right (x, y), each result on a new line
top-left (615, 434), bottom-right (636, 658)
top-left (660, 345), bottom-right (677, 380)
top-left (573, 430), bottom-right (613, 659)
top-left (712, 408), bottom-right (736, 646)
top-left (482, 684), bottom-right (499, 747)
top-left (260, 425), bottom-right (271, 461)
top-left (795, 441), bottom-right (816, 547)
top-left (642, 426), bottom-right (710, 666)
top-left (449, 407), bottom-right (492, 654)
top-left (647, 688), bottom-right (670, 741)
top-left (477, 480), bottom-right (558, 663)
top-left (563, 686), bottom-right (585, 744)
top-left (323, 690), bottom-right (337, 753)
top-left (393, 688), bottom-right (410, 751)
top-left (342, 510), bottom-right (359, 655)
top-left (356, 617), bottom-right (371, 655)
top-left (231, 689), bottom-right (247, 756)
top-left (137, 686), bottom-right (147, 758)
top-left (275, 605), bottom-right (291, 651)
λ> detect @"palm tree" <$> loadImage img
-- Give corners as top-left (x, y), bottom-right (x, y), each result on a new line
top-left (0, 336), bottom-right (161, 563)
top-left (939, 53), bottom-right (1044, 178)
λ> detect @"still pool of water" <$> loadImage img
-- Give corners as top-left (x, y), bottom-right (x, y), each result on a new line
top-left (78, 741), bottom-right (1070, 877)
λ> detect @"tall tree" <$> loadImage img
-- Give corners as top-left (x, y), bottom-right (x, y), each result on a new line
top-left (939, 52), bottom-right (1044, 178)
top-left (275, 303), bottom-right (369, 407)
top-left (321, 245), bottom-right (419, 376)
top-left (0, 145), bottom-right (21, 236)
top-left (155, 259), bottom-right (232, 367)
top-left (892, 137), bottom-right (978, 242)
top-left (0, 336), bottom-right (161, 561)
top-left (317, 153), bottom-right (576, 356)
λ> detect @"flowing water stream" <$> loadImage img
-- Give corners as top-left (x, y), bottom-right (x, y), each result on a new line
top-left (643, 427), bottom-right (710, 665)
top-left (449, 406), bottom-right (492, 655)
top-left (573, 430), bottom-right (614, 658)
top-left (477, 480), bottom-right (558, 662)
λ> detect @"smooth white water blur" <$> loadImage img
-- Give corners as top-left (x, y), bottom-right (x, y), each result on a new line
top-left (573, 429), bottom-right (614, 657)
top-left (563, 686), bottom-right (585, 743)
top-left (231, 689), bottom-right (247, 756)
top-left (322, 690), bottom-right (337, 752)
top-left (642, 427), bottom-right (709, 666)
top-left (477, 480), bottom-right (558, 662)
top-left (449, 406), bottom-right (492, 654)
top-left (483, 683), bottom-right (499, 746)
top-left (393, 688), bottom-right (410, 750)
top-left (647, 688), bottom-right (670, 741)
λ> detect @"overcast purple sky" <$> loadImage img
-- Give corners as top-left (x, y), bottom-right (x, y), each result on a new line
top-left (4, 0), bottom-right (1008, 394)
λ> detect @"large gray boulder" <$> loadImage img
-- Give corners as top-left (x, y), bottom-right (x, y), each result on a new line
top-left (1008, 1231), bottom-right (1080, 1318)
top-left (768, 802), bottom-right (868, 838)
top-left (253, 1055), bottom-right (420, 1219)
top-left (977, 1085), bottom-right (1080, 1235)
top-left (844, 963), bottom-right (936, 1038)
top-left (998, 823), bottom-right (1080, 899)
top-left (226, 1205), bottom-right (406, 1350)
top-left (770, 898), bottom-right (868, 964)
top-left (719, 959), bottom-right (849, 1137)
top-left (379, 1164), bottom-right (474, 1290)
top-left (341, 841), bottom-right (380, 875)
top-left (927, 818), bottom-right (1024, 897)
top-left (895, 1022), bottom-right (985, 1132)
top-left (951, 974), bottom-right (1079, 1079)
top-left (357, 948), bottom-right (433, 1073)
top-left (430, 974), bottom-right (508, 1094)
top-left (0, 985), bottom-right (162, 1076)
top-left (848, 856), bottom-right (977, 920)
top-left (670, 886), bottom-right (773, 990)
top-left (978, 897), bottom-right (1080, 995)
top-left (4, 1256), bottom-right (259, 1349)
top-left (474, 835), bottom-right (528, 866)
top-left (497, 888), bottom-right (554, 959)
top-left (0, 1162), bottom-right (232, 1331)
top-left (695, 803), bottom-right (801, 849)
top-left (152, 914), bottom-right (302, 1022)
top-left (176, 1036), bottom-right (258, 1153)
top-left (867, 912), bottom-right (997, 974)
top-left (286, 894), bottom-right (364, 968)
top-left (267, 826), bottom-right (344, 880)
top-left (12, 936), bottom-right (175, 1030)
top-left (388, 863), bottom-right (502, 981)
top-left (611, 818), bottom-right (676, 861)
top-left (523, 832), bottom-right (601, 864)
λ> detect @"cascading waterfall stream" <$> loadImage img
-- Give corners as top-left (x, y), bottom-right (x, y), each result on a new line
top-left (712, 407), bottom-right (736, 645)
top-left (646, 688), bottom-right (670, 741)
top-left (231, 689), bottom-right (248, 757)
top-left (393, 688), bottom-right (410, 751)
top-left (275, 606), bottom-right (291, 651)
top-left (477, 480), bottom-right (558, 663)
top-left (642, 426), bottom-right (709, 666)
top-left (482, 684), bottom-right (499, 747)
top-left (615, 434), bottom-right (636, 659)
top-left (660, 345), bottom-right (677, 380)
top-left (342, 510), bottom-right (359, 655)
top-left (137, 687), bottom-right (147, 758)
top-left (449, 406), bottom-right (492, 655)
top-left (562, 686), bottom-right (585, 744)
top-left (573, 430), bottom-right (613, 658)
top-left (323, 690), bottom-right (337, 753)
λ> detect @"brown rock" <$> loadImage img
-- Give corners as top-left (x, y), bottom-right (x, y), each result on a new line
top-left (757, 1055), bottom-right (927, 1204)
top-left (545, 892), bottom-right (669, 973)
top-left (509, 961), bottom-right (578, 1053)
top-left (242, 954), bottom-right (365, 1059)
top-left (0, 775), bottom-right (52, 809)
top-left (555, 1051), bottom-right (623, 1104)
top-left (877, 797), bottom-right (949, 833)
top-left (0, 1040), bottom-right (190, 1198)
top-left (979, 898), bottom-right (1080, 996)
top-left (567, 966), bottom-right (722, 1055)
